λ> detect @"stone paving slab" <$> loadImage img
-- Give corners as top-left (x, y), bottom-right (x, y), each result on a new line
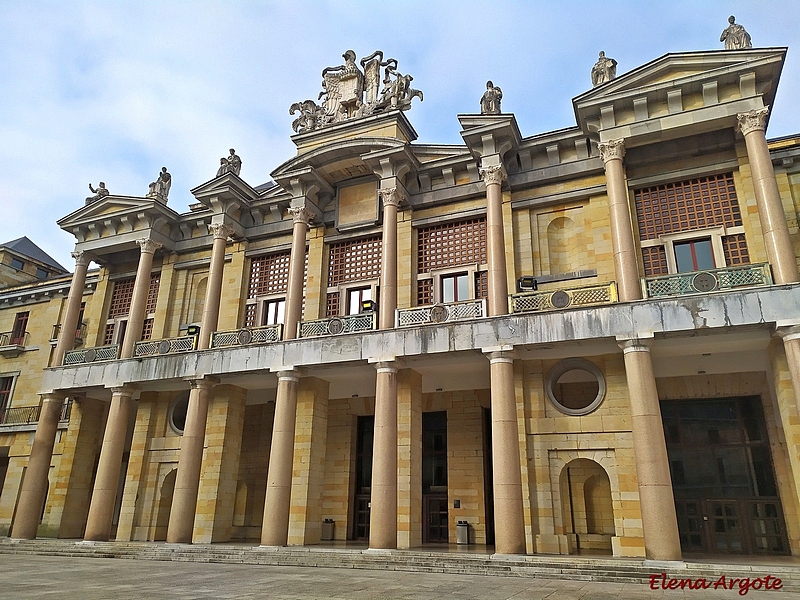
top-left (0, 555), bottom-right (792, 600)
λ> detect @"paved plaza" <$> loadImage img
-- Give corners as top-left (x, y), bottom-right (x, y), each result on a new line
top-left (0, 554), bottom-right (790, 599)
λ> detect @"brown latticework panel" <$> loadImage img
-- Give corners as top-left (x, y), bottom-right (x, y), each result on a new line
top-left (145, 273), bottom-right (160, 313)
top-left (108, 278), bottom-right (135, 318)
top-left (634, 173), bottom-right (742, 240)
top-left (141, 318), bottom-right (154, 340)
top-left (417, 218), bottom-right (487, 273)
top-left (248, 252), bottom-right (291, 299)
top-left (475, 271), bottom-right (488, 299)
top-left (723, 234), bottom-right (751, 266)
top-left (417, 279), bottom-right (433, 306)
top-left (244, 303), bottom-right (257, 328)
top-left (328, 237), bottom-right (382, 286)
top-left (104, 323), bottom-right (115, 346)
top-left (642, 246), bottom-right (669, 276)
top-left (326, 292), bottom-right (340, 317)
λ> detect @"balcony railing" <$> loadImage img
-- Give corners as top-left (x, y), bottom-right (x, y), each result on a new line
top-left (510, 282), bottom-right (618, 313)
top-left (0, 330), bottom-right (29, 347)
top-left (50, 322), bottom-right (87, 344)
top-left (298, 312), bottom-right (377, 338)
top-left (642, 263), bottom-right (772, 299)
top-left (63, 344), bottom-right (120, 365)
top-left (134, 335), bottom-right (198, 357)
top-left (0, 399), bottom-right (71, 427)
top-left (396, 299), bottom-right (487, 328)
top-left (211, 324), bottom-right (283, 348)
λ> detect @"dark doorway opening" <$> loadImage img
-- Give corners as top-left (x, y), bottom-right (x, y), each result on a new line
top-left (482, 407), bottom-right (495, 546)
top-left (422, 411), bottom-right (448, 543)
top-left (662, 396), bottom-right (789, 555)
top-left (352, 415), bottom-right (374, 541)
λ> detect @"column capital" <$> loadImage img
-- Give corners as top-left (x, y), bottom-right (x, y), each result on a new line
top-left (737, 106), bottom-right (769, 136)
top-left (108, 384), bottom-right (138, 397)
top-left (287, 206), bottom-right (314, 226)
top-left (71, 250), bottom-right (91, 267)
top-left (374, 360), bottom-right (403, 373)
top-left (378, 186), bottom-right (405, 208)
top-left (482, 345), bottom-right (515, 363)
top-left (136, 238), bottom-right (162, 255)
top-left (775, 324), bottom-right (800, 343)
top-left (617, 336), bottom-right (653, 354)
top-left (208, 222), bottom-right (236, 241)
top-left (188, 375), bottom-right (219, 391)
top-left (479, 164), bottom-right (507, 186)
top-left (599, 138), bottom-right (626, 163)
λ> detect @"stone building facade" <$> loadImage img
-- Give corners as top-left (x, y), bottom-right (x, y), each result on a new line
top-left (1, 46), bottom-right (800, 562)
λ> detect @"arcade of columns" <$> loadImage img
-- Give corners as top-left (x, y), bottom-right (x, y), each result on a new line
top-left (11, 107), bottom-right (800, 560)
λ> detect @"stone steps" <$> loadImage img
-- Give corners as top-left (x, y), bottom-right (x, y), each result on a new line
top-left (2, 539), bottom-right (798, 592)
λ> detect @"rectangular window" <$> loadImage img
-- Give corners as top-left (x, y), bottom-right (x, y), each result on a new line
top-left (675, 239), bottom-right (715, 273)
top-left (441, 273), bottom-right (469, 303)
top-left (262, 298), bottom-right (286, 325)
top-left (0, 376), bottom-right (13, 412)
top-left (11, 312), bottom-right (29, 345)
top-left (347, 287), bottom-right (372, 315)
top-left (246, 252), bottom-right (304, 327)
top-left (35, 267), bottom-right (48, 279)
top-left (10, 257), bottom-right (24, 271)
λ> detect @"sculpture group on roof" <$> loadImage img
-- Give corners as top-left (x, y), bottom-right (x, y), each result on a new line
top-left (216, 148), bottom-right (242, 177)
top-left (720, 15), bottom-right (752, 50)
top-left (147, 167), bottom-right (172, 203)
top-left (290, 50), bottom-right (423, 134)
top-left (591, 51), bottom-right (617, 87)
top-left (85, 181), bottom-right (109, 205)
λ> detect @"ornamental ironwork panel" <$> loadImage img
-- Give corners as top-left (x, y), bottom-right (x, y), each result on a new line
top-left (396, 299), bottom-right (486, 328)
top-left (298, 312), bottom-right (377, 338)
top-left (510, 282), bottom-right (618, 313)
top-left (211, 324), bottom-right (283, 348)
top-left (133, 335), bottom-right (197, 358)
top-left (643, 263), bottom-right (772, 298)
top-left (63, 344), bottom-right (120, 365)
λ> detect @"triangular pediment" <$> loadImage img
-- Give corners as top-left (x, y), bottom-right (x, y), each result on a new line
top-left (57, 195), bottom-right (176, 228)
top-left (575, 48), bottom-right (786, 107)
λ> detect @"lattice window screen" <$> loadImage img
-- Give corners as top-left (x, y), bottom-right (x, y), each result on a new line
top-left (722, 234), bottom-right (751, 266)
top-left (328, 237), bottom-right (382, 286)
top-left (417, 218), bottom-right (487, 273)
top-left (248, 252), bottom-right (292, 298)
top-left (244, 304), bottom-right (258, 328)
top-left (475, 271), bottom-right (488, 299)
top-left (108, 278), bottom-right (135, 318)
top-left (141, 318), bottom-right (154, 340)
top-left (104, 323), bottom-right (115, 346)
top-left (326, 292), bottom-right (340, 317)
top-left (145, 273), bottom-right (160, 313)
top-left (642, 246), bottom-right (669, 276)
top-left (417, 279), bottom-right (433, 306)
top-left (634, 173), bottom-right (742, 240)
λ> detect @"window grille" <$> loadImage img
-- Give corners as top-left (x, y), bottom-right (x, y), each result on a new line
top-left (475, 270), bottom-right (488, 299)
top-left (141, 318), bottom-right (154, 341)
top-left (642, 246), bottom-right (669, 276)
top-left (108, 278), bottom-right (135, 318)
top-left (145, 274), bottom-right (160, 313)
top-left (244, 303), bottom-right (258, 328)
top-left (326, 292), bottom-right (340, 318)
top-left (417, 218), bottom-right (487, 273)
top-left (417, 279), bottom-right (433, 306)
top-left (328, 237), bottom-right (382, 286)
top-left (722, 234), bottom-right (751, 266)
top-left (104, 323), bottom-right (115, 346)
top-left (634, 173), bottom-right (742, 240)
top-left (248, 252), bottom-right (292, 298)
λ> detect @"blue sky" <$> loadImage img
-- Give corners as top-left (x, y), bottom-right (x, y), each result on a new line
top-left (1, 0), bottom-right (799, 271)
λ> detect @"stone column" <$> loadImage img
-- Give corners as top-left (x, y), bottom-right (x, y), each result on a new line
top-left (283, 208), bottom-right (313, 340)
top-left (166, 377), bottom-right (217, 543)
top-left (120, 238), bottom-right (162, 358)
top-left (261, 370), bottom-right (301, 546)
top-left (776, 326), bottom-right (800, 416)
top-left (618, 338), bottom-right (681, 561)
top-left (480, 165), bottom-right (510, 316)
top-left (84, 386), bottom-right (135, 541)
top-left (738, 108), bottom-right (800, 284)
top-left (486, 350), bottom-right (526, 555)
top-left (600, 139), bottom-right (642, 302)
top-left (197, 224), bottom-right (234, 350)
top-left (10, 393), bottom-right (64, 539)
top-left (53, 250), bottom-right (90, 366)
top-left (378, 188), bottom-right (402, 329)
top-left (369, 361), bottom-right (399, 549)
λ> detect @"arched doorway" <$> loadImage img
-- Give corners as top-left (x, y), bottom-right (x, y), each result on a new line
top-left (560, 458), bottom-right (614, 554)
top-left (154, 468), bottom-right (177, 541)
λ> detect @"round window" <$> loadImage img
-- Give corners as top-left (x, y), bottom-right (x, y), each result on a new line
top-left (545, 359), bottom-right (606, 416)
top-left (168, 392), bottom-right (190, 434)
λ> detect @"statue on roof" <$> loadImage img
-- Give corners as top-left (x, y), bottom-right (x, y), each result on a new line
top-left (289, 50), bottom-right (423, 134)
top-left (216, 148), bottom-right (242, 177)
top-left (591, 51), bottom-right (617, 87)
top-left (480, 81), bottom-right (502, 114)
top-left (720, 16), bottom-right (752, 50)
top-left (85, 181), bottom-right (109, 205)
top-left (147, 167), bottom-right (171, 203)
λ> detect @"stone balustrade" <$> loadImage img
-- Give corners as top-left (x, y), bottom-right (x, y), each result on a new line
top-left (133, 335), bottom-right (198, 358)
top-left (63, 344), bottom-right (119, 365)
top-left (210, 324), bottom-right (283, 348)
top-left (642, 263), bottom-right (772, 298)
top-left (396, 299), bottom-right (486, 327)
top-left (510, 282), bottom-right (618, 313)
top-left (298, 312), bottom-right (377, 338)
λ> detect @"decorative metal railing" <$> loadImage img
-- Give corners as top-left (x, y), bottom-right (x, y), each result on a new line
top-left (63, 344), bottom-right (120, 365)
top-left (133, 335), bottom-right (198, 357)
top-left (51, 322), bottom-right (87, 343)
top-left (0, 399), bottom-right (71, 427)
top-left (0, 331), bottom-right (29, 347)
top-left (643, 263), bottom-right (772, 298)
top-left (298, 312), bottom-right (377, 338)
top-left (211, 324), bottom-right (283, 348)
top-left (510, 282), bottom-right (618, 313)
top-left (396, 299), bottom-right (487, 328)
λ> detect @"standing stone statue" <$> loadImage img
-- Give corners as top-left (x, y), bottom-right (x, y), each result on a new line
top-left (147, 167), bottom-right (172, 202)
top-left (720, 15), bottom-right (752, 49)
top-left (85, 181), bottom-right (109, 205)
top-left (591, 51), bottom-right (617, 87)
top-left (480, 81), bottom-right (502, 115)
top-left (216, 148), bottom-right (242, 177)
